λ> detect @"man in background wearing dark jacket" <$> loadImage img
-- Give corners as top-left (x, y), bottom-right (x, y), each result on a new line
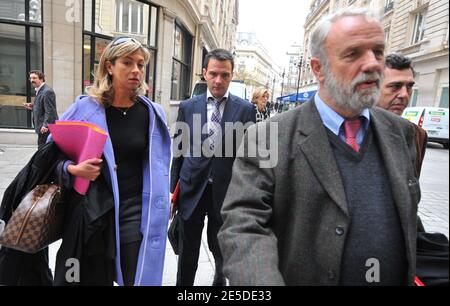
top-left (377, 54), bottom-right (427, 176)
top-left (23, 70), bottom-right (58, 149)
top-left (171, 49), bottom-right (256, 286)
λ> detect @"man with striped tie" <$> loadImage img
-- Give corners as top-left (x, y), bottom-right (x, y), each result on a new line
top-left (171, 49), bottom-right (256, 286)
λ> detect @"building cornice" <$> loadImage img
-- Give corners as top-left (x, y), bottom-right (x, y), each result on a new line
top-left (406, 45), bottom-right (449, 63)
top-left (305, 0), bottom-right (330, 28)
top-left (182, 0), bottom-right (203, 23)
top-left (163, 7), bottom-right (177, 21)
top-left (200, 21), bottom-right (220, 50)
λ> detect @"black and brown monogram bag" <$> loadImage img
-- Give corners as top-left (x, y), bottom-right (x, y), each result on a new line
top-left (0, 184), bottom-right (64, 254)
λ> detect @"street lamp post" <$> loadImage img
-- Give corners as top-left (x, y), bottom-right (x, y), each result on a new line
top-left (295, 55), bottom-right (303, 103)
top-left (271, 77), bottom-right (276, 103)
top-left (279, 69), bottom-right (286, 112)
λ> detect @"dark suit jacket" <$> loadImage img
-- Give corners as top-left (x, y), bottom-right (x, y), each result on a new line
top-left (413, 124), bottom-right (428, 177)
top-left (33, 84), bottom-right (58, 133)
top-left (170, 93), bottom-right (256, 220)
top-left (218, 101), bottom-right (420, 285)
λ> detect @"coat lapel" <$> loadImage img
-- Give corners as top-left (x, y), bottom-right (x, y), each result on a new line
top-left (221, 94), bottom-right (239, 134)
top-left (194, 94), bottom-right (208, 142)
top-left (370, 109), bottom-right (414, 244)
top-left (34, 84), bottom-right (46, 109)
top-left (297, 101), bottom-right (349, 217)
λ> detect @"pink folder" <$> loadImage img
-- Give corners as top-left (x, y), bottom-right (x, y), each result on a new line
top-left (48, 120), bottom-right (108, 195)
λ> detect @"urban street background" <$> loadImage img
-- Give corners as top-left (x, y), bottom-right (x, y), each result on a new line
top-left (0, 141), bottom-right (448, 285)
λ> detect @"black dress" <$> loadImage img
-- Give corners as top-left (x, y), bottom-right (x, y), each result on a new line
top-left (105, 99), bottom-right (149, 285)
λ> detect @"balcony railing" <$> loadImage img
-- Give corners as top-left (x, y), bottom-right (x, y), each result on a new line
top-left (412, 0), bottom-right (430, 10)
top-left (384, 1), bottom-right (394, 13)
top-left (305, 0), bottom-right (330, 23)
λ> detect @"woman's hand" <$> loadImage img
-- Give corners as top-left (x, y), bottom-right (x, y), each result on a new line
top-left (67, 158), bottom-right (103, 181)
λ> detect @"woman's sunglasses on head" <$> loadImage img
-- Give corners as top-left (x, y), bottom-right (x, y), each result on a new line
top-left (112, 37), bottom-right (142, 46)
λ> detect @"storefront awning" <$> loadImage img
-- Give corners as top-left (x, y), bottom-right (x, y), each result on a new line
top-left (276, 90), bottom-right (317, 103)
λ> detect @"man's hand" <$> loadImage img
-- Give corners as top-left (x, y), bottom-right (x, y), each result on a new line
top-left (40, 126), bottom-right (49, 134)
top-left (67, 158), bottom-right (103, 181)
top-left (23, 102), bottom-right (33, 110)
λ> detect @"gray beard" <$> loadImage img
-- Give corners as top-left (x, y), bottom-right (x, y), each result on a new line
top-left (324, 67), bottom-right (382, 115)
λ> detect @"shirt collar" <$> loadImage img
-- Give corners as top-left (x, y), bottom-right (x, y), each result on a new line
top-left (207, 89), bottom-right (229, 103)
top-left (35, 83), bottom-right (45, 95)
top-left (314, 93), bottom-right (370, 136)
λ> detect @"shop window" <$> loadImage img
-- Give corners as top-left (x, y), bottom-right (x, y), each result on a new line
top-left (115, 0), bottom-right (145, 35)
top-left (171, 22), bottom-right (192, 100)
top-left (0, 0), bottom-right (42, 129)
top-left (439, 87), bottom-right (448, 108)
top-left (83, 0), bottom-right (158, 99)
top-left (0, 0), bottom-right (41, 23)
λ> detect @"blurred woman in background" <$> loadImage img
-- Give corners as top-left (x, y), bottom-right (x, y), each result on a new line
top-left (251, 87), bottom-right (270, 122)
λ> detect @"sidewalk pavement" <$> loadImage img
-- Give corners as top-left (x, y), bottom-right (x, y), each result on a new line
top-left (1, 143), bottom-right (448, 286)
top-left (47, 221), bottom-right (215, 286)
top-left (0, 144), bottom-right (215, 286)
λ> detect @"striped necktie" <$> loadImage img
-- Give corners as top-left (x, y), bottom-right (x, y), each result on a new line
top-left (208, 97), bottom-right (224, 150)
top-left (344, 118), bottom-right (362, 152)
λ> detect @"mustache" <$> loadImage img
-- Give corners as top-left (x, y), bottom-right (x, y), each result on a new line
top-left (351, 72), bottom-right (382, 92)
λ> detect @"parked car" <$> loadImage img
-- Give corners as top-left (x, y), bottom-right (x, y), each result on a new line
top-left (402, 107), bottom-right (449, 148)
top-left (191, 79), bottom-right (248, 101)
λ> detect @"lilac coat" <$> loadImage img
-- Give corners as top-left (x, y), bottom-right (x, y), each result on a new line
top-left (55, 95), bottom-right (171, 286)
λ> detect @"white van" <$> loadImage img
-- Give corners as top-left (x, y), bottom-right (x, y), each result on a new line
top-left (402, 107), bottom-right (449, 148)
top-left (191, 79), bottom-right (248, 101)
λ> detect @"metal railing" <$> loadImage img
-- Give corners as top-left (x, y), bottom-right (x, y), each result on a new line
top-left (384, 1), bottom-right (394, 13)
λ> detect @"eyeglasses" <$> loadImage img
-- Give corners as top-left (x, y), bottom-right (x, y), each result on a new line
top-left (112, 37), bottom-right (142, 47)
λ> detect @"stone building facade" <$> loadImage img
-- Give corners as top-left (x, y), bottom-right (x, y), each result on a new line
top-left (298, 0), bottom-right (449, 108)
top-left (0, 0), bottom-right (239, 143)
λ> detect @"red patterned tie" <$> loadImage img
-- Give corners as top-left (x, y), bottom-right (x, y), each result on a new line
top-left (344, 118), bottom-right (361, 152)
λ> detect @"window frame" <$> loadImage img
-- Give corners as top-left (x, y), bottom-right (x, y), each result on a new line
top-left (411, 10), bottom-right (427, 45)
top-left (82, 0), bottom-right (159, 100)
top-left (170, 20), bottom-right (193, 101)
top-left (0, 0), bottom-right (44, 129)
top-left (115, 0), bottom-right (145, 34)
top-left (438, 86), bottom-right (449, 108)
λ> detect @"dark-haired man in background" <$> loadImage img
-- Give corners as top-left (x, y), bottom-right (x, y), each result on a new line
top-left (171, 49), bottom-right (255, 286)
top-left (24, 70), bottom-right (58, 149)
top-left (377, 54), bottom-right (427, 176)
top-left (378, 54), bottom-right (449, 286)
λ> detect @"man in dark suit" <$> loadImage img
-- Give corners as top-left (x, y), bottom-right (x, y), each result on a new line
top-left (378, 55), bottom-right (448, 286)
top-left (24, 70), bottom-right (58, 148)
top-left (218, 8), bottom-right (421, 285)
top-left (171, 49), bottom-right (256, 286)
top-left (377, 54), bottom-right (427, 176)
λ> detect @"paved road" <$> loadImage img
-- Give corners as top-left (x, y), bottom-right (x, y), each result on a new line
top-left (416, 143), bottom-right (449, 236)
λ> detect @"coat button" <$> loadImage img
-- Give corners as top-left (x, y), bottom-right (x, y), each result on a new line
top-left (328, 270), bottom-right (336, 280)
top-left (335, 227), bottom-right (345, 236)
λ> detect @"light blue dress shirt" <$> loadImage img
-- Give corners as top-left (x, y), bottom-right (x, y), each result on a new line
top-left (314, 93), bottom-right (371, 147)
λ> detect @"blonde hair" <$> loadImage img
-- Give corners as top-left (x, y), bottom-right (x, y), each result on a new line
top-left (87, 38), bottom-right (151, 107)
top-left (251, 87), bottom-right (269, 104)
